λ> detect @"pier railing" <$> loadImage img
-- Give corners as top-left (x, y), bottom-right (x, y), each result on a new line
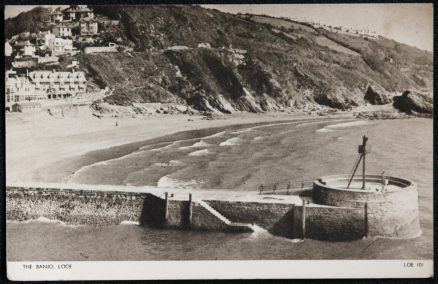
top-left (258, 180), bottom-right (314, 195)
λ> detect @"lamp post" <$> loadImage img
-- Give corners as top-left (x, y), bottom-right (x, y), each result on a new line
top-left (347, 135), bottom-right (369, 190)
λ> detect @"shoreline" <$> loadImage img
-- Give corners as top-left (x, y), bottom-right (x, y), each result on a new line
top-left (6, 108), bottom-right (353, 184)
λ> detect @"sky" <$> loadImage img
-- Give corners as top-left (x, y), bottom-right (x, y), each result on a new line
top-left (5, 3), bottom-right (433, 51)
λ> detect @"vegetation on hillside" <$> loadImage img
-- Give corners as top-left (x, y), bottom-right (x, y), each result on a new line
top-left (5, 7), bottom-right (51, 39)
top-left (5, 5), bottom-right (433, 114)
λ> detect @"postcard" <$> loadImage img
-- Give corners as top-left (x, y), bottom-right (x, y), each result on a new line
top-left (5, 2), bottom-right (433, 280)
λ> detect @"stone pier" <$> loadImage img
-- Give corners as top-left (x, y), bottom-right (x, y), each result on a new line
top-left (6, 176), bottom-right (421, 241)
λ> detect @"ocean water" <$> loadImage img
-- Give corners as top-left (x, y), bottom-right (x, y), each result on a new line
top-left (7, 117), bottom-right (433, 261)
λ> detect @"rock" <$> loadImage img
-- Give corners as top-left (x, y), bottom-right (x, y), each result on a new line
top-left (312, 85), bottom-right (365, 111)
top-left (364, 85), bottom-right (393, 105)
top-left (393, 90), bottom-right (433, 114)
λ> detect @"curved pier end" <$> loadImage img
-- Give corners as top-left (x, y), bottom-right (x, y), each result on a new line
top-left (313, 174), bottom-right (421, 239)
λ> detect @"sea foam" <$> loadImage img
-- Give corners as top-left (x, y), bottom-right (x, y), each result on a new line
top-left (188, 149), bottom-right (211, 156)
top-left (179, 140), bottom-right (212, 150)
top-left (157, 175), bottom-right (200, 188)
top-left (219, 137), bottom-right (243, 146)
top-left (317, 120), bottom-right (372, 133)
top-left (7, 217), bottom-right (82, 227)
top-left (120, 220), bottom-right (140, 225)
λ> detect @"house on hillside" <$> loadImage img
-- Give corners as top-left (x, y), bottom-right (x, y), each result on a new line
top-left (50, 11), bottom-right (64, 23)
top-left (52, 24), bottom-right (75, 38)
top-left (22, 41), bottom-right (36, 56)
top-left (64, 5), bottom-right (95, 21)
top-left (80, 18), bottom-right (99, 36)
top-left (36, 30), bottom-right (52, 46)
top-left (43, 32), bottom-right (56, 48)
top-left (46, 37), bottom-right (75, 56)
top-left (5, 41), bottom-right (13, 56)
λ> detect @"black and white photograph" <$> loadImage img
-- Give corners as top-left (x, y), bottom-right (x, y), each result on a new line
top-left (4, 2), bottom-right (433, 280)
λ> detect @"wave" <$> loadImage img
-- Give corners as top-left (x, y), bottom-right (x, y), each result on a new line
top-left (249, 224), bottom-right (270, 237)
top-left (66, 149), bottom-right (149, 183)
top-left (188, 149), bottom-right (211, 156)
top-left (149, 141), bottom-right (180, 152)
top-left (168, 159), bottom-right (184, 166)
top-left (179, 140), bottom-right (212, 150)
top-left (7, 217), bottom-right (82, 227)
top-left (157, 175), bottom-right (201, 188)
top-left (317, 120), bottom-right (372, 133)
top-left (120, 220), bottom-right (140, 225)
top-left (219, 137), bottom-right (243, 146)
top-left (294, 118), bottom-right (346, 128)
top-left (327, 120), bottom-right (373, 129)
top-left (316, 128), bottom-right (334, 133)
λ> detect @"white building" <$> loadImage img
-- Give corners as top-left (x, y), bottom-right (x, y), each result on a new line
top-left (44, 32), bottom-right (56, 48)
top-left (23, 41), bottom-right (36, 56)
top-left (46, 37), bottom-right (74, 55)
top-left (5, 41), bottom-right (13, 56)
top-left (64, 5), bottom-right (94, 21)
top-left (50, 11), bottom-right (64, 23)
top-left (5, 74), bottom-right (46, 109)
top-left (53, 24), bottom-right (73, 37)
top-left (28, 70), bottom-right (87, 99)
top-left (80, 18), bottom-right (99, 36)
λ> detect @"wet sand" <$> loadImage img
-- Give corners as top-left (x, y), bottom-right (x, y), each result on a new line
top-left (6, 106), bottom-right (347, 184)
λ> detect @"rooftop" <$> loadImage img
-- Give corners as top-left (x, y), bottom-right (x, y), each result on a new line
top-left (29, 70), bottom-right (86, 82)
top-left (65, 7), bottom-right (92, 13)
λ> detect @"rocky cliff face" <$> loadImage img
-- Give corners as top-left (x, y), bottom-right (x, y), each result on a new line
top-left (364, 85), bottom-right (394, 105)
top-left (393, 91), bottom-right (433, 115)
top-left (6, 5), bottom-right (433, 114)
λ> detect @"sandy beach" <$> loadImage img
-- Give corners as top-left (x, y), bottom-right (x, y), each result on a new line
top-left (6, 106), bottom-right (347, 184)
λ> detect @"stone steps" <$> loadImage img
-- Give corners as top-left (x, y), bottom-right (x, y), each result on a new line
top-left (197, 200), bottom-right (254, 233)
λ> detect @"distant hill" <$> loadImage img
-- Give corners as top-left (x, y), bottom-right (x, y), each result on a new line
top-left (5, 5), bottom-right (433, 113)
top-left (5, 7), bottom-right (51, 39)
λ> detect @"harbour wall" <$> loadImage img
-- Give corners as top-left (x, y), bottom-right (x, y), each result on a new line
top-left (6, 185), bottom-right (413, 241)
top-left (6, 186), bottom-right (149, 226)
top-left (293, 205), bottom-right (365, 241)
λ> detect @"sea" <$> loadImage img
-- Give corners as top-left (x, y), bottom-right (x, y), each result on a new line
top-left (7, 117), bottom-right (433, 260)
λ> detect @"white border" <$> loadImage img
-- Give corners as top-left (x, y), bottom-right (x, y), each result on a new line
top-left (7, 260), bottom-right (433, 280)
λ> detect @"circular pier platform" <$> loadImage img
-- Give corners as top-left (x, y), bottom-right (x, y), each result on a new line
top-left (312, 174), bottom-right (421, 239)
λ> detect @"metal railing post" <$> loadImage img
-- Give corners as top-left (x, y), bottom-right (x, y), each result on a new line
top-left (364, 202), bottom-right (368, 238)
top-left (188, 193), bottom-right (192, 229)
top-left (302, 198), bottom-right (306, 240)
top-left (164, 192), bottom-right (169, 227)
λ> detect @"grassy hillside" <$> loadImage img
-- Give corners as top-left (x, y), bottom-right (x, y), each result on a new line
top-left (6, 5), bottom-right (433, 113)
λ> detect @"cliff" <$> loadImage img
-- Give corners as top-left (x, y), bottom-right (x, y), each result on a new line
top-left (5, 5), bottom-right (433, 114)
